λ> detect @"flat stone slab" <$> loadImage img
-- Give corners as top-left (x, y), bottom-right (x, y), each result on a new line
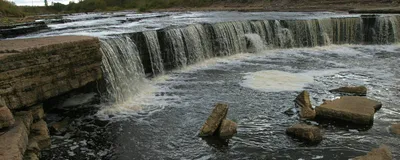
top-left (329, 86), bottom-right (367, 96)
top-left (353, 145), bottom-right (392, 160)
top-left (218, 119), bottom-right (237, 139)
top-left (316, 96), bottom-right (382, 125)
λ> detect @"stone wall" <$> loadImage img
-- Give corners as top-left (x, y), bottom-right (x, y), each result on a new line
top-left (0, 36), bottom-right (103, 160)
top-left (0, 36), bottom-right (103, 110)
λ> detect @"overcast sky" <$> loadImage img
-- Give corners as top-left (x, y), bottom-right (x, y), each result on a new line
top-left (9, 0), bottom-right (79, 6)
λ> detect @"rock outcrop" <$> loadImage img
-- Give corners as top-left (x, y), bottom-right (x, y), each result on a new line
top-left (353, 145), bottom-right (392, 160)
top-left (199, 103), bottom-right (229, 137)
top-left (0, 105), bottom-right (15, 129)
top-left (329, 86), bottom-right (367, 96)
top-left (294, 90), bottom-right (316, 119)
top-left (286, 123), bottom-right (323, 143)
top-left (0, 119), bottom-right (29, 160)
top-left (218, 119), bottom-right (238, 139)
top-left (199, 103), bottom-right (237, 140)
top-left (0, 36), bottom-right (102, 110)
top-left (0, 21), bottom-right (48, 39)
top-left (390, 124), bottom-right (400, 135)
top-left (315, 96), bottom-right (382, 125)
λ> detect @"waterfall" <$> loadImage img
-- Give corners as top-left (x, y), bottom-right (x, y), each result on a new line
top-left (143, 31), bottom-right (165, 75)
top-left (98, 14), bottom-right (400, 105)
top-left (100, 36), bottom-right (146, 103)
top-left (244, 33), bottom-right (266, 53)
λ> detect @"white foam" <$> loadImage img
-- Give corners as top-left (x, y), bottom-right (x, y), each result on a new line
top-left (241, 70), bottom-right (345, 92)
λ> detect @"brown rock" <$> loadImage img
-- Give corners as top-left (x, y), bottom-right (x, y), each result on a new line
top-left (316, 96), bottom-right (382, 125)
top-left (31, 120), bottom-right (51, 150)
top-left (30, 104), bottom-right (45, 122)
top-left (218, 119), bottom-right (237, 139)
top-left (51, 117), bottom-right (71, 133)
top-left (294, 90), bottom-right (316, 119)
top-left (0, 119), bottom-right (29, 160)
top-left (14, 111), bottom-right (33, 132)
top-left (0, 106), bottom-right (15, 129)
top-left (329, 86), bottom-right (367, 96)
top-left (199, 103), bottom-right (229, 137)
top-left (390, 123), bottom-right (400, 135)
top-left (353, 145), bottom-right (392, 160)
top-left (286, 123), bottom-right (322, 143)
top-left (23, 151), bottom-right (39, 160)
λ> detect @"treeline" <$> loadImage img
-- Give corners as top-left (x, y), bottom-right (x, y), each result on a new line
top-left (39, 0), bottom-right (264, 13)
top-left (0, 0), bottom-right (25, 17)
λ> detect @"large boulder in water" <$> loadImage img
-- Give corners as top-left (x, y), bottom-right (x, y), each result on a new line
top-left (316, 96), bottom-right (382, 125)
top-left (353, 145), bottom-right (392, 160)
top-left (286, 123), bottom-right (322, 143)
top-left (329, 86), bottom-right (367, 96)
top-left (218, 119), bottom-right (237, 139)
top-left (294, 91), bottom-right (316, 119)
top-left (390, 124), bottom-right (400, 135)
top-left (199, 103), bottom-right (229, 137)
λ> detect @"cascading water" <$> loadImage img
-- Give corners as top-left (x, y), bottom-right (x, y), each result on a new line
top-left (244, 33), bottom-right (267, 53)
top-left (100, 36), bottom-right (146, 103)
top-left (143, 31), bottom-right (165, 75)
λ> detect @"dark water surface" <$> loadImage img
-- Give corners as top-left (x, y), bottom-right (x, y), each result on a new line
top-left (43, 45), bottom-right (400, 160)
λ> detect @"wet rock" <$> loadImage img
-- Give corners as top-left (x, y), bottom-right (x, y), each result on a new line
top-left (0, 21), bottom-right (48, 39)
top-left (284, 108), bottom-right (297, 116)
top-left (390, 124), bottom-right (400, 135)
top-left (23, 151), bottom-right (39, 160)
top-left (30, 105), bottom-right (45, 122)
top-left (294, 91), bottom-right (316, 119)
top-left (31, 120), bottom-right (51, 150)
top-left (353, 145), bottom-right (392, 160)
top-left (218, 119), bottom-right (237, 139)
top-left (329, 86), bottom-right (367, 96)
top-left (286, 123), bottom-right (322, 143)
top-left (316, 96), bottom-right (382, 125)
top-left (0, 119), bottom-right (29, 160)
top-left (51, 117), bottom-right (71, 134)
top-left (0, 106), bottom-right (15, 129)
top-left (199, 103), bottom-right (229, 137)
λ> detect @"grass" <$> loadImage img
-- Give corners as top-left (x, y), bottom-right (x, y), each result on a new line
top-left (0, 0), bottom-right (25, 17)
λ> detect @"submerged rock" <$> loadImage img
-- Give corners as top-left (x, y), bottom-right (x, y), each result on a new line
top-left (51, 117), bottom-right (72, 134)
top-left (316, 96), bottom-right (382, 125)
top-left (329, 86), bottom-right (367, 96)
top-left (218, 119), bottom-right (237, 139)
top-left (286, 123), bottom-right (322, 143)
top-left (199, 103), bottom-right (229, 137)
top-left (390, 124), bottom-right (400, 135)
top-left (294, 91), bottom-right (316, 119)
top-left (353, 145), bottom-right (392, 160)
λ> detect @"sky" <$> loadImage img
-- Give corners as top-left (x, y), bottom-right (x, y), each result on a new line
top-left (9, 0), bottom-right (79, 6)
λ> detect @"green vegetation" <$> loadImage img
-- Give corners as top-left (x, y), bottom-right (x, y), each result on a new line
top-left (0, 0), bottom-right (25, 17)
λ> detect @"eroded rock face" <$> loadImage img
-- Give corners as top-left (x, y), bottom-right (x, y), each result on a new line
top-left (199, 103), bottom-right (229, 137)
top-left (0, 36), bottom-right (102, 110)
top-left (390, 124), bottom-right (400, 135)
top-left (0, 119), bottom-right (29, 160)
top-left (353, 145), bottom-right (392, 160)
top-left (0, 106), bottom-right (15, 129)
top-left (316, 96), bottom-right (382, 125)
top-left (329, 86), bottom-right (367, 96)
top-left (294, 91), bottom-right (316, 119)
top-left (286, 123), bottom-right (322, 143)
top-left (218, 119), bottom-right (237, 139)
top-left (30, 120), bottom-right (51, 150)
top-left (30, 105), bottom-right (45, 122)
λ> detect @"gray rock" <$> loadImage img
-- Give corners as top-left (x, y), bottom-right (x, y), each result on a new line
top-left (286, 123), bottom-right (322, 143)
top-left (316, 96), bottom-right (382, 125)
